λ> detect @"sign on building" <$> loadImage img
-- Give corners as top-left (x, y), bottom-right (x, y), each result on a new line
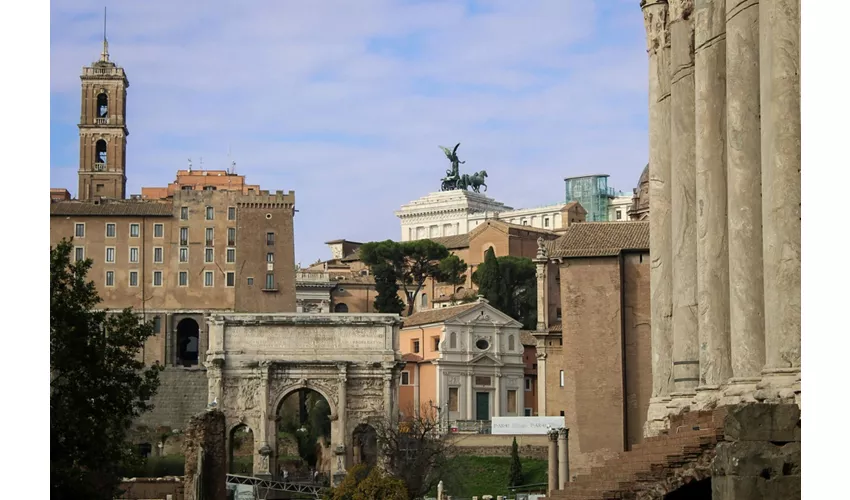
top-left (491, 416), bottom-right (566, 435)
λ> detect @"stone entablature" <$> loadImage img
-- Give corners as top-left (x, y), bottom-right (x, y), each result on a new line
top-left (205, 313), bottom-right (404, 482)
top-left (395, 190), bottom-right (512, 241)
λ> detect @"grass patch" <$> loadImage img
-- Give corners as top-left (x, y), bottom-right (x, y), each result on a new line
top-left (432, 456), bottom-right (548, 498)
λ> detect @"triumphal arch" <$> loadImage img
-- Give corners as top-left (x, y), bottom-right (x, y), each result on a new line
top-left (204, 313), bottom-right (404, 483)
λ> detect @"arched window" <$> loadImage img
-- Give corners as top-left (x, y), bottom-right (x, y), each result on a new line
top-left (334, 303), bottom-right (349, 313)
top-left (508, 335), bottom-right (515, 351)
top-left (421, 293), bottom-right (428, 307)
top-left (450, 332), bottom-right (457, 349)
top-left (95, 139), bottom-right (107, 167)
top-left (97, 93), bottom-right (108, 118)
top-left (456, 286), bottom-right (465, 294)
top-left (176, 318), bottom-right (200, 367)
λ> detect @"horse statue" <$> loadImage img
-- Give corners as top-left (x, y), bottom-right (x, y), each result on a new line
top-left (464, 170), bottom-right (488, 193)
top-left (439, 143), bottom-right (465, 191)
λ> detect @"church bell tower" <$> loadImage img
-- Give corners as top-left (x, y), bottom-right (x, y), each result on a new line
top-left (78, 13), bottom-right (129, 200)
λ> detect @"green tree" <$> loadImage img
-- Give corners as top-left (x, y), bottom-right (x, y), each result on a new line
top-left (372, 262), bottom-right (405, 314)
top-left (508, 437), bottom-right (524, 487)
top-left (51, 238), bottom-right (162, 500)
top-left (359, 240), bottom-right (466, 316)
top-left (326, 463), bottom-right (409, 500)
top-left (472, 251), bottom-right (538, 330)
top-left (438, 254), bottom-right (468, 305)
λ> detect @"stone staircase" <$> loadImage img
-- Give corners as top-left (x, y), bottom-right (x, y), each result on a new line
top-left (544, 408), bottom-right (726, 500)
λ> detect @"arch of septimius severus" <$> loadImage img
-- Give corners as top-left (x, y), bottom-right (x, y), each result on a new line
top-left (641, 0), bottom-right (800, 435)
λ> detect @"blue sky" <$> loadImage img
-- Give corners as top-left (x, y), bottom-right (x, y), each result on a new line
top-left (50, 0), bottom-right (649, 265)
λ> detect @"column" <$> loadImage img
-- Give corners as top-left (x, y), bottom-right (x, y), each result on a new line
top-left (642, 0), bottom-right (675, 435)
top-left (557, 428), bottom-right (570, 488)
top-left (255, 363), bottom-right (271, 477)
top-left (756, 0), bottom-right (801, 402)
top-left (494, 368), bottom-right (501, 417)
top-left (534, 241), bottom-right (549, 332)
top-left (536, 350), bottom-right (547, 415)
top-left (383, 369), bottom-right (393, 421)
top-left (466, 370), bottom-right (474, 420)
top-left (337, 363), bottom-right (348, 445)
top-left (414, 363), bottom-right (421, 416)
top-left (694, 0), bottom-right (732, 409)
top-left (725, 0), bottom-right (765, 402)
top-left (669, 0), bottom-right (699, 411)
top-left (547, 430), bottom-right (558, 494)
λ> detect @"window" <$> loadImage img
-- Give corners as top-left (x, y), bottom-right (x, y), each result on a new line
top-left (508, 335), bottom-right (515, 351)
top-left (560, 410), bottom-right (565, 417)
top-left (153, 271), bottom-right (163, 287)
top-left (129, 271), bottom-right (138, 287)
top-left (266, 252), bottom-right (274, 263)
top-left (401, 372), bottom-right (410, 385)
top-left (180, 227), bottom-right (189, 246)
top-left (265, 273), bottom-right (275, 290)
top-left (522, 220), bottom-right (528, 225)
top-left (105, 247), bottom-right (115, 263)
top-left (104, 271), bottom-right (114, 286)
top-left (556, 307), bottom-right (562, 320)
top-left (475, 376), bottom-right (492, 386)
top-left (247, 277), bottom-right (254, 286)
top-left (228, 207), bottom-right (236, 220)
top-left (226, 272), bottom-right (235, 287)
top-left (228, 227), bottom-right (236, 246)
top-left (180, 206), bottom-right (189, 220)
top-left (152, 316), bottom-right (162, 334)
top-left (75, 223), bottom-right (85, 238)
top-left (205, 227), bottom-right (214, 246)
top-left (205, 206), bottom-right (214, 220)
top-left (106, 223), bottom-right (116, 238)
top-left (130, 223), bottom-right (140, 237)
top-left (616, 209), bottom-right (623, 220)
top-left (524, 408), bottom-right (533, 417)
top-left (179, 271), bottom-right (188, 287)
top-left (560, 370), bottom-right (565, 387)
top-left (507, 390), bottom-right (517, 413)
top-left (205, 248), bottom-right (214, 263)
top-left (204, 271), bottom-right (214, 287)
top-left (448, 387), bottom-right (459, 412)
top-left (533, 363), bottom-right (537, 370)
top-left (226, 248), bottom-right (235, 263)
top-left (204, 186), bottom-right (216, 191)
top-left (179, 247), bottom-right (188, 263)
top-left (433, 336), bottom-right (440, 351)
top-left (421, 293), bottom-right (428, 307)
top-left (129, 247), bottom-right (139, 263)
top-left (154, 223), bottom-right (164, 238)
top-left (95, 139), bottom-right (107, 166)
top-left (544, 217), bottom-right (550, 227)
top-left (412, 340), bottom-right (420, 354)
top-left (74, 246), bottom-right (85, 262)
top-left (97, 92), bottom-right (108, 117)
top-left (450, 332), bottom-right (457, 349)
top-left (153, 247), bottom-right (163, 264)
top-left (266, 232), bottom-right (275, 246)
top-left (476, 338), bottom-right (490, 350)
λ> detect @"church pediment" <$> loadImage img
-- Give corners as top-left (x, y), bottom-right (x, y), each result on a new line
top-left (445, 302), bottom-right (522, 328)
top-left (469, 352), bottom-right (504, 366)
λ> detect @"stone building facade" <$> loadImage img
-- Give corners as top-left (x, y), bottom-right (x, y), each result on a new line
top-left (397, 300), bottom-right (527, 425)
top-left (533, 222), bottom-right (652, 476)
top-left (49, 46), bottom-right (298, 438)
top-left (641, 0), bottom-right (800, 433)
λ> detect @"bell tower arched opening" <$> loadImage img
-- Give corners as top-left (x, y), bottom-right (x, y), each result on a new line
top-left (97, 93), bottom-right (108, 118)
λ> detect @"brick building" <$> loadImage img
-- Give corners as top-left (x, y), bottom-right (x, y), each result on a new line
top-left (533, 221), bottom-right (651, 476)
top-left (49, 44), bottom-right (297, 436)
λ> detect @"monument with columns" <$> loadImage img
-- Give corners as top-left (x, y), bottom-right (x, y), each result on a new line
top-left (641, 0), bottom-right (800, 431)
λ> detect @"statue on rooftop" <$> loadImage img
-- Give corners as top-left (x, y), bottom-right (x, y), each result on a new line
top-left (439, 143), bottom-right (465, 191)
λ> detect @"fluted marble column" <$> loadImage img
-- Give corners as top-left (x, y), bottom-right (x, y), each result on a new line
top-left (256, 363), bottom-right (272, 476)
top-left (724, 0), bottom-right (765, 402)
top-left (756, 0), bottom-right (801, 403)
top-left (642, 0), bottom-right (675, 435)
top-left (536, 351), bottom-right (547, 416)
top-left (694, 0), bottom-right (732, 408)
top-left (558, 428), bottom-right (570, 488)
top-left (337, 363), bottom-right (348, 450)
top-left (547, 430), bottom-right (559, 494)
top-left (669, 0), bottom-right (700, 410)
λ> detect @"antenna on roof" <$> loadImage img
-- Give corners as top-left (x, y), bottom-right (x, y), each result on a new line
top-left (188, 158), bottom-right (193, 172)
top-left (100, 7), bottom-right (109, 62)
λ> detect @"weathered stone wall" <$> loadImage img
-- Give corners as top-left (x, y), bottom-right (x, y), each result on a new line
top-left (118, 477), bottom-right (184, 500)
top-left (449, 434), bottom-right (548, 460)
top-left (183, 409), bottom-right (226, 500)
top-left (136, 368), bottom-right (209, 431)
top-left (712, 404), bottom-right (801, 500)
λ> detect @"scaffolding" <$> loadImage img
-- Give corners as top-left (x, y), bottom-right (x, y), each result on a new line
top-left (563, 174), bottom-right (615, 222)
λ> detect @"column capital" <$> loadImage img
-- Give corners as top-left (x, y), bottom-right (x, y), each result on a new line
top-left (547, 429), bottom-right (560, 442)
top-left (558, 427), bottom-right (569, 440)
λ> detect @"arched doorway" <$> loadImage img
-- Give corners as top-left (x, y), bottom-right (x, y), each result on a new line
top-left (352, 423), bottom-right (378, 468)
top-left (276, 389), bottom-right (332, 482)
top-left (334, 303), bottom-right (349, 313)
top-left (229, 425), bottom-right (255, 475)
top-left (176, 318), bottom-right (200, 367)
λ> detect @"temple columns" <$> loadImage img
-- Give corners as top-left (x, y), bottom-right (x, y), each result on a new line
top-left (724, 0), bottom-right (765, 403)
top-left (558, 428), bottom-right (570, 488)
top-left (755, 0), bottom-right (801, 403)
top-left (547, 430), bottom-right (559, 494)
top-left (642, 0), bottom-right (675, 436)
top-left (694, 0), bottom-right (732, 408)
top-left (669, 0), bottom-right (700, 410)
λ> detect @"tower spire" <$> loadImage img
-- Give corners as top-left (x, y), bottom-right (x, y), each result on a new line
top-left (100, 7), bottom-right (109, 62)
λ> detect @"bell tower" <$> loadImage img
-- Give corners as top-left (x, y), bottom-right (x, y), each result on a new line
top-left (78, 10), bottom-right (129, 200)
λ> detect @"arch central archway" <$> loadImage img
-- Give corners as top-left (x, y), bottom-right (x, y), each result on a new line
top-left (176, 318), bottom-right (200, 367)
top-left (275, 388), bottom-right (332, 482)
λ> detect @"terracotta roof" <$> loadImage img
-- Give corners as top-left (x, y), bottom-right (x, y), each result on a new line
top-left (50, 200), bottom-right (173, 217)
top-left (340, 252), bottom-right (361, 262)
top-left (520, 331), bottom-right (538, 346)
top-left (548, 323), bottom-right (563, 333)
top-left (402, 353), bottom-right (423, 362)
top-left (500, 221), bottom-right (560, 237)
top-left (425, 234), bottom-right (470, 250)
top-left (401, 302), bottom-right (480, 328)
top-left (547, 222), bottom-right (649, 258)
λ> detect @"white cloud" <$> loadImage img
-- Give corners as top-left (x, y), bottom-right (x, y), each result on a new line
top-left (50, 0), bottom-right (649, 264)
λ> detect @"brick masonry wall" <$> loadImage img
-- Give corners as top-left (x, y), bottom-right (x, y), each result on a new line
top-left (136, 368), bottom-right (208, 431)
top-left (118, 478), bottom-right (184, 500)
top-left (449, 434), bottom-right (549, 460)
